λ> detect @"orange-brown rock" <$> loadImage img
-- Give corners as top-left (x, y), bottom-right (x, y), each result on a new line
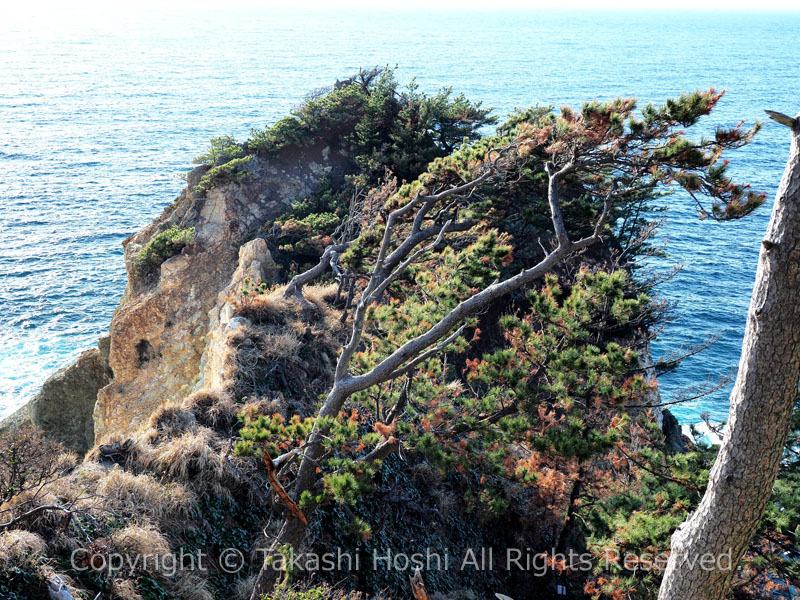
top-left (90, 142), bottom-right (350, 441)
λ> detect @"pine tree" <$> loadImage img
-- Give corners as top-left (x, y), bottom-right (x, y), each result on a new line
top-left (244, 90), bottom-right (763, 599)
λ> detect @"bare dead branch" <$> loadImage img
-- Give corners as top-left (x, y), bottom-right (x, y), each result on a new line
top-left (381, 322), bottom-right (468, 385)
top-left (283, 243), bottom-right (349, 300)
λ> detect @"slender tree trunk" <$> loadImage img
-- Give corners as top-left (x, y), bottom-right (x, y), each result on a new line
top-left (658, 113), bottom-right (800, 600)
top-left (249, 517), bottom-right (308, 598)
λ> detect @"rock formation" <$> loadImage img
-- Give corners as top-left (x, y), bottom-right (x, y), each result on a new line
top-left (0, 345), bottom-right (112, 454)
top-left (94, 142), bottom-right (351, 442)
top-left (2, 140), bottom-right (352, 450)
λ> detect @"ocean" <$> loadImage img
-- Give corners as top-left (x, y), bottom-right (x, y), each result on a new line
top-left (1, 7), bottom-right (799, 422)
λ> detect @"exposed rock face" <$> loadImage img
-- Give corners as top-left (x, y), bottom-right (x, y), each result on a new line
top-left (93, 142), bottom-right (351, 442)
top-left (661, 408), bottom-right (688, 454)
top-left (0, 346), bottom-right (112, 454)
top-left (195, 237), bottom-right (277, 393)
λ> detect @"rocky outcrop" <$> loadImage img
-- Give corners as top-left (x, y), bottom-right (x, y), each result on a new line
top-left (195, 237), bottom-right (278, 393)
top-left (93, 141), bottom-right (351, 442)
top-left (662, 408), bottom-right (688, 454)
top-left (0, 345), bottom-right (112, 454)
top-left (1, 140), bottom-right (351, 447)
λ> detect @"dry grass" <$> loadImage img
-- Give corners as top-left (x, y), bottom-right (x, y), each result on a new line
top-left (232, 575), bottom-right (258, 600)
top-left (170, 573), bottom-right (214, 600)
top-left (232, 324), bottom-right (301, 364)
top-left (301, 282), bottom-right (339, 307)
top-left (142, 426), bottom-right (220, 479)
top-left (240, 395), bottom-right (285, 419)
top-left (71, 461), bottom-right (108, 486)
top-left (261, 329), bottom-right (302, 359)
top-left (96, 467), bottom-right (195, 520)
top-left (236, 282), bottom-right (343, 329)
top-left (112, 523), bottom-right (171, 562)
top-left (182, 390), bottom-right (238, 431)
top-left (0, 530), bottom-right (46, 565)
top-left (234, 290), bottom-right (295, 324)
top-left (0, 487), bottom-right (66, 534)
top-left (140, 426), bottom-right (234, 501)
top-left (113, 578), bottom-right (144, 600)
top-left (111, 525), bottom-right (214, 600)
top-left (146, 404), bottom-right (198, 442)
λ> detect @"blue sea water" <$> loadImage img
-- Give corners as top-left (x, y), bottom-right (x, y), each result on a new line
top-left (1, 7), bottom-right (799, 422)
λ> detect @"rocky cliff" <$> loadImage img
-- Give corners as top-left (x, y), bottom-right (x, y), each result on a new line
top-left (2, 140), bottom-right (352, 452)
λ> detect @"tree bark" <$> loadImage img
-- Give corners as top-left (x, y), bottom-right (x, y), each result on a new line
top-left (658, 113), bottom-right (800, 600)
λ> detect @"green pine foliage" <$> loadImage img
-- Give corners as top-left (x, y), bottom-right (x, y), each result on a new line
top-left (261, 68), bottom-right (495, 268)
top-left (133, 225), bottom-right (195, 277)
top-left (191, 136), bottom-right (252, 194)
top-left (248, 68), bottom-right (495, 183)
top-left (235, 85), bottom-right (779, 599)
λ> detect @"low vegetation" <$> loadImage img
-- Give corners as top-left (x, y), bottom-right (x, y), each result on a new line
top-left (134, 225), bottom-right (195, 277)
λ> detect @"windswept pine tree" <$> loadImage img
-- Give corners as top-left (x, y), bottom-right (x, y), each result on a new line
top-left (6, 73), bottom-right (795, 600)
top-left (240, 86), bottom-right (766, 598)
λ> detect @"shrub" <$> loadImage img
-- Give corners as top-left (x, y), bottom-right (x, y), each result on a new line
top-left (0, 425), bottom-right (68, 505)
top-left (96, 467), bottom-right (195, 520)
top-left (193, 136), bottom-right (246, 167)
top-left (0, 530), bottom-right (46, 567)
top-left (194, 155), bottom-right (253, 194)
top-left (134, 226), bottom-right (195, 277)
top-left (261, 581), bottom-right (363, 600)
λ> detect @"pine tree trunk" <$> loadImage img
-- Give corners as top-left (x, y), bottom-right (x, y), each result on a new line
top-left (249, 385), bottom-right (348, 600)
top-left (658, 115), bottom-right (800, 600)
top-left (249, 517), bottom-right (309, 599)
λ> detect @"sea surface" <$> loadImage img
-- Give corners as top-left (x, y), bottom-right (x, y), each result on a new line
top-left (1, 7), bottom-right (799, 422)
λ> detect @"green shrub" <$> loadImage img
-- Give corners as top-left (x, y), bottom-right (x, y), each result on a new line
top-left (134, 226), bottom-right (195, 277)
top-left (193, 135), bottom-right (246, 167)
top-left (193, 155), bottom-right (252, 194)
top-left (261, 582), bottom-right (362, 600)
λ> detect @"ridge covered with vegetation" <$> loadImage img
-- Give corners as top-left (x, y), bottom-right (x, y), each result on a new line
top-left (1, 69), bottom-right (797, 600)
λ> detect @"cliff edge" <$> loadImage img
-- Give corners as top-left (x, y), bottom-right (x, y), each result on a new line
top-left (1, 139), bottom-right (352, 451)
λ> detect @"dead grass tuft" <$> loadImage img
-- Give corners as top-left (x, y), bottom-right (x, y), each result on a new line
top-left (301, 282), bottom-right (339, 306)
top-left (262, 330), bottom-right (302, 359)
top-left (96, 467), bottom-right (195, 520)
top-left (71, 461), bottom-right (108, 486)
top-left (234, 290), bottom-right (294, 324)
top-left (240, 395), bottom-right (285, 420)
top-left (111, 525), bottom-right (214, 600)
top-left (142, 427), bottom-right (218, 479)
top-left (113, 578), bottom-right (144, 600)
top-left (0, 487), bottom-right (65, 533)
top-left (146, 405), bottom-right (198, 442)
top-left (232, 575), bottom-right (258, 600)
top-left (182, 390), bottom-right (238, 431)
top-left (0, 530), bottom-right (46, 566)
top-left (170, 573), bottom-right (215, 600)
top-left (140, 426), bottom-right (234, 502)
top-left (112, 523), bottom-right (170, 564)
